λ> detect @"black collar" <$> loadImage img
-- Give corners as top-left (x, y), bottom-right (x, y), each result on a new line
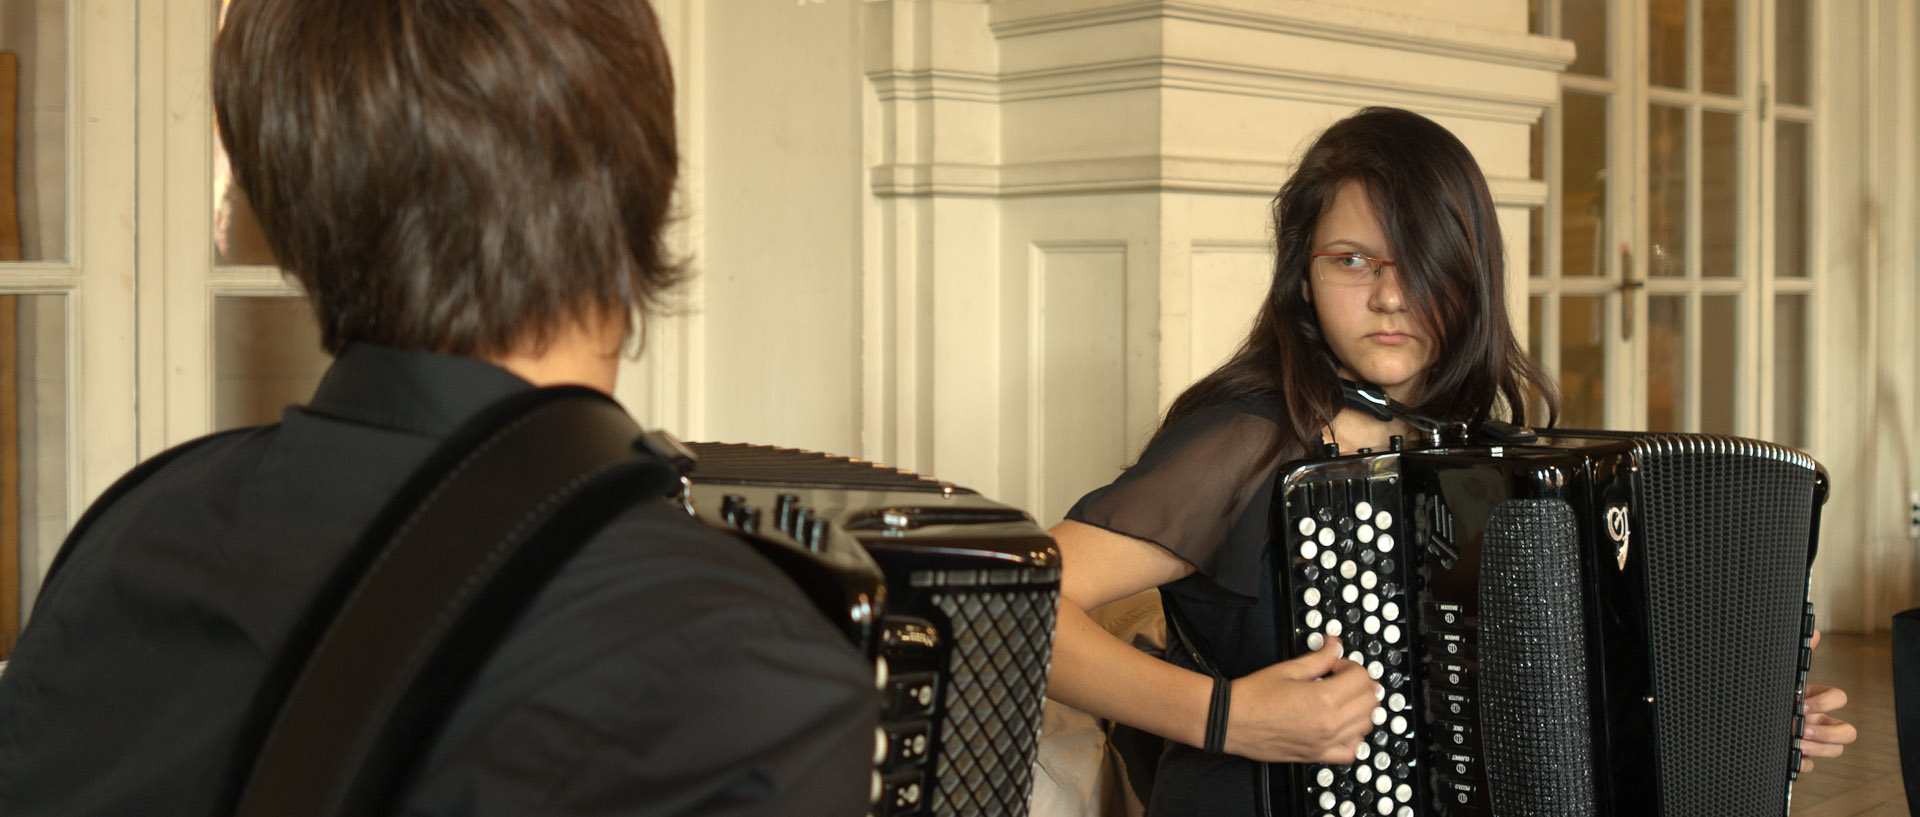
top-left (300, 343), bottom-right (532, 437)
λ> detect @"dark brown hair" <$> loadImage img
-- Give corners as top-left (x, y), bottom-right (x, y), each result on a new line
top-left (1156, 106), bottom-right (1558, 455)
top-left (213, 0), bottom-right (680, 357)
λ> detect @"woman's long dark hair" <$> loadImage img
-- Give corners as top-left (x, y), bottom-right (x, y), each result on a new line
top-left (1153, 107), bottom-right (1558, 458)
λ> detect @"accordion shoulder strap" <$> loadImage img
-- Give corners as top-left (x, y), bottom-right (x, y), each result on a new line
top-left (231, 386), bottom-right (691, 817)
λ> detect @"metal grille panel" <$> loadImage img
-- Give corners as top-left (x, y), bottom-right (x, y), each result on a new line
top-left (928, 587), bottom-right (1057, 817)
top-left (1638, 437), bottom-right (1815, 816)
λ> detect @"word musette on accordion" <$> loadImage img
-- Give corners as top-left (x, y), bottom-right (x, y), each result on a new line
top-left (1267, 398), bottom-right (1827, 817)
top-left (676, 442), bottom-right (1059, 817)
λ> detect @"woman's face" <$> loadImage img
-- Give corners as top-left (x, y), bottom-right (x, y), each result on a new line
top-left (1308, 180), bottom-right (1435, 403)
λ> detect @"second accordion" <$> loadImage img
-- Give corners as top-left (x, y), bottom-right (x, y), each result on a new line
top-left (1266, 428), bottom-right (1827, 817)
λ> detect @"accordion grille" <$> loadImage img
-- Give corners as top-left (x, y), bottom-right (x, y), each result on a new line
top-left (927, 586), bottom-right (1057, 817)
top-left (1478, 498), bottom-right (1596, 816)
top-left (1638, 438), bottom-right (1815, 816)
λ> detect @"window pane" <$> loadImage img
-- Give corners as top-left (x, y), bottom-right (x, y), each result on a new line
top-left (2, 294), bottom-right (67, 657)
top-left (213, 157), bottom-right (275, 265)
top-left (1700, 294), bottom-right (1737, 434)
top-left (213, 297), bottom-right (330, 430)
top-left (1703, 0), bottom-right (1739, 94)
top-left (1776, 0), bottom-right (1810, 105)
top-left (1647, 295), bottom-right (1686, 431)
top-left (1775, 120), bottom-right (1810, 278)
top-left (1562, 92), bottom-right (1608, 278)
top-left (1561, 295), bottom-right (1606, 428)
top-left (1649, 0), bottom-right (1687, 89)
top-left (1774, 294), bottom-right (1807, 448)
top-left (0, 2), bottom-right (69, 261)
top-left (1565, 0), bottom-right (1610, 77)
top-left (1702, 111), bottom-right (1738, 277)
top-left (1648, 104), bottom-right (1688, 278)
top-left (213, 0), bottom-right (274, 266)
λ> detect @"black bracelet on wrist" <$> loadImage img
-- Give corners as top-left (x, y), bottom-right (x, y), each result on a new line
top-left (1204, 674), bottom-right (1231, 754)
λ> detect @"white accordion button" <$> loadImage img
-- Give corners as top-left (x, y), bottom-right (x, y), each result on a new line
top-left (1299, 517), bottom-right (1318, 537)
top-left (1304, 587), bottom-right (1322, 607)
top-left (1355, 501), bottom-right (1373, 520)
top-left (1326, 619), bottom-right (1343, 638)
top-left (1376, 533), bottom-right (1395, 553)
top-left (1340, 560), bottom-right (1358, 580)
top-left (1319, 791), bottom-right (1337, 810)
top-left (1395, 784), bottom-right (1413, 803)
top-left (1376, 511), bottom-right (1393, 530)
top-left (1342, 584), bottom-right (1360, 604)
top-left (1321, 550), bottom-right (1339, 570)
top-left (1373, 751), bottom-right (1391, 770)
top-left (1363, 593), bottom-right (1380, 613)
top-left (1375, 774), bottom-right (1392, 795)
top-left (1339, 801), bottom-right (1357, 817)
top-left (1305, 609), bottom-right (1324, 629)
top-left (1382, 601), bottom-right (1400, 620)
top-left (1316, 767), bottom-right (1336, 787)
top-left (1356, 764), bottom-right (1373, 784)
top-left (1367, 661), bottom-right (1384, 679)
top-left (1387, 692), bottom-right (1406, 711)
top-left (1358, 524), bottom-right (1375, 544)
top-left (1301, 540), bottom-right (1319, 561)
top-left (1391, 715), bottom-right (1408, 735)
top-left (1364, 616), bottom-right (1380, 635)
top-left (1355, 742), bottom-right (1370, 761)
top-left (1360, 570), bottom-right (1378, 590)
top-left (1384, 624), bottom-right (1402, 644)
top-left (1372, 706), bottom-right (1387, 726)
top-left (1376, 794), bottom-right (1394, 814)
top-left (1307, 632), bottom-right (1326, 650)
top-left (1319, 527), bottom-right (1336, 547)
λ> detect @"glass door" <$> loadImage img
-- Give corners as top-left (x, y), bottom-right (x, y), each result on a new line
top-left (1530, 0), bottom-right (1816, 447)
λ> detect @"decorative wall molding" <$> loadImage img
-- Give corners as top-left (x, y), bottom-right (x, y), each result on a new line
top-left (875, 155), bottom-right (1548, 204)
top-left (989, 0), bottom-right (1572, 72)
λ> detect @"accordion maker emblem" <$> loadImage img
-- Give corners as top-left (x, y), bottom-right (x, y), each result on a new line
top-left (677, 443), bottom-right (1060, 817)
top-left (1268, 427), bottom-right (1826, 817)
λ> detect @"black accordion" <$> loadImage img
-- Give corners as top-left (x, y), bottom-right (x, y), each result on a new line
top-left (679, 443), bottom-right (1059, 817)
top-left (1267, 428), bottom-right (1827, 817)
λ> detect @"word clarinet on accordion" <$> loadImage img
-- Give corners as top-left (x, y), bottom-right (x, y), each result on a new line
top-left (1267, 428), bottom-right (1826, 817)
top-left (677, 442), bottom-right (1060, 817)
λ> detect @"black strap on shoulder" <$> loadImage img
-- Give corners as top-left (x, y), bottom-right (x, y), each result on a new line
top-left (229, 386), bottom-right (688, 817)
top-left (37, 427), bottom-right (256, 599)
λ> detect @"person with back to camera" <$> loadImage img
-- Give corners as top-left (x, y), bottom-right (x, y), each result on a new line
top-left (0, 1), bottom-right (876, 815)
top-left (1042, 106), bottom-right (1858, 815)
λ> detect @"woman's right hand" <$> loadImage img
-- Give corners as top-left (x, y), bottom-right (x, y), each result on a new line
top-left (1224, 637), bottom-right (1380, 764)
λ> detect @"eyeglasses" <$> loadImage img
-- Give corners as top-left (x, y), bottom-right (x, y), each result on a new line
top-left (1309, 252), bottom-right (1397, 287)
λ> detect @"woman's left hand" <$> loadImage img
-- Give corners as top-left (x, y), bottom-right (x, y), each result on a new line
top-left (1800, 630), bottom-right (1859, 773)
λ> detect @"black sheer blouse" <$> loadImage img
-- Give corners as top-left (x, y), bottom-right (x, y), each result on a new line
top-left (1065, 393), bottom-right (1313, 815)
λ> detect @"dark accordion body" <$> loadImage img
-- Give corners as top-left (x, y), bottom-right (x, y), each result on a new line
top-left (679, 443), bottom-right (1059, 817)
top-left (1267, 429), bottom-right (1828, 817)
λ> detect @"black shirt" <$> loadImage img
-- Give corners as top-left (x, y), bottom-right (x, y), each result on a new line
top-left (1066, 394), bottom-right (1303, 816)
top-left (0, 343), bottom-right (877, 817)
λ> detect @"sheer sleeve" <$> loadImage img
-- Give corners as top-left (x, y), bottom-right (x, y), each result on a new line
top-left (1065, 396), bottom-right (1294, 598)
